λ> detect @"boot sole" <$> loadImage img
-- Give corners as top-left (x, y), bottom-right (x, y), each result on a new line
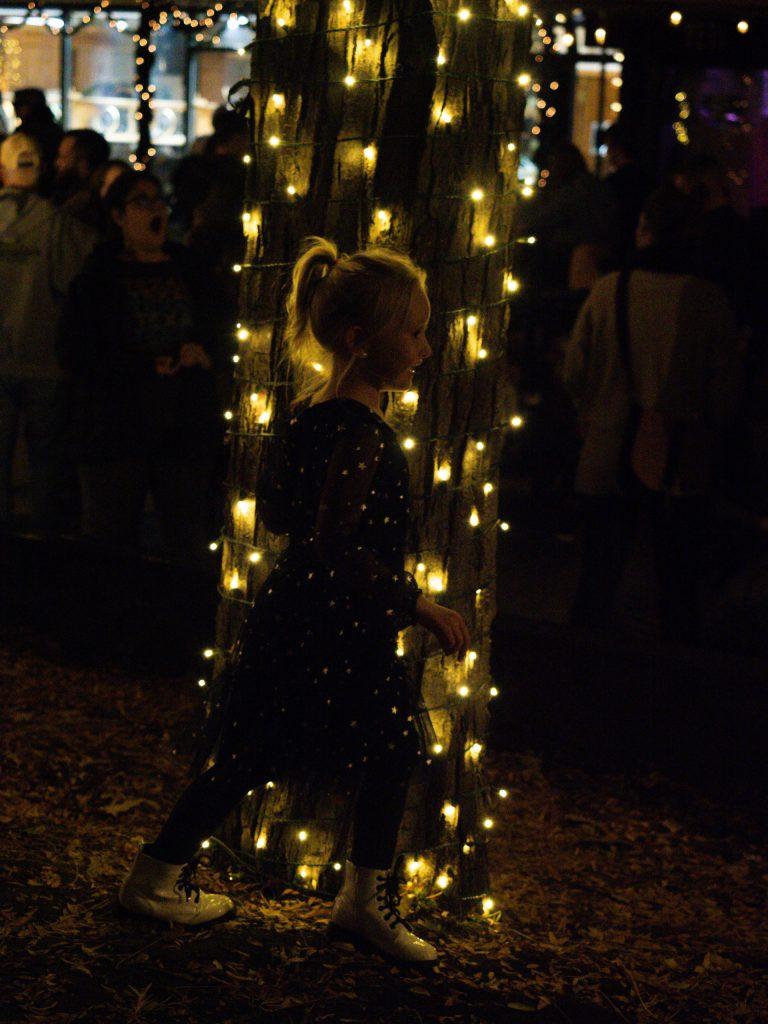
top-left (326, 922), bottom-right (437, 969)
top-left (114, 897), bottom-right (237, 927)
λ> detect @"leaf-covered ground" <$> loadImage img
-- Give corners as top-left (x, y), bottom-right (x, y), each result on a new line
top-left (2, 629), bottom-right (766, 1024)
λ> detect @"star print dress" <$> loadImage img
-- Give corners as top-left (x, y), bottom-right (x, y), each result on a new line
top-left (194, 396), bottom-right (435, 779)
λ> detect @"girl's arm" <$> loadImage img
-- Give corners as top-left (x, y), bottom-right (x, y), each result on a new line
top-left (312, 418), bottom-right (422, 629)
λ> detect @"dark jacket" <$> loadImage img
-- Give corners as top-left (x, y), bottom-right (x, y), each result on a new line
top-left (58, 241), bottom-right (220, 462)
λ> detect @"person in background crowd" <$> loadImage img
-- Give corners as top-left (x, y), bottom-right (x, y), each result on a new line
top-left (52, 128), bottom-right (110, 229)
top-left (58, 171), bottom-right (218, 562)
top-left (0, 134), bottom-right (96, 530)
top-left (562, 187), bottom-right (742, 645)
top-left (673, 154), bottom-right (750, 322)
top-left (12, 88), bottom-right (62, 194)
top-left (603, 120), bottom-right (652, 264)
top-left (92, 159), bottom-right (130, 201)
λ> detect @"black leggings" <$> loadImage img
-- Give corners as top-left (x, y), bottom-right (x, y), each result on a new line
top-left (144, 740), bottom-right (418, 871)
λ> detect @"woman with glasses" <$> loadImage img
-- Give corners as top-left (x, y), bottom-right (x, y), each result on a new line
top-left (58, 171), bottom-right (218, 562)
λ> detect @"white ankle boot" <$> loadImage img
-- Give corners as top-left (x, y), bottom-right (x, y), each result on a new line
top-left (327, 859), bottom-right (438, 964)
top-left (118, 845), bottom-right (235, 926)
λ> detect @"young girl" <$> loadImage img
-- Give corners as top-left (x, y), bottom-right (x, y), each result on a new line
top-left (118, 237), bottom-right (470, 965)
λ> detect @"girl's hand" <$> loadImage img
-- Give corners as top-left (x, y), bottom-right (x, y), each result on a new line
top-left (414, 594), bottom-right (471, 662)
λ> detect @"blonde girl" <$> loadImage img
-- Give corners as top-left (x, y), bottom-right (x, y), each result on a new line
top-left (119, 237), bottom-right (470, 965)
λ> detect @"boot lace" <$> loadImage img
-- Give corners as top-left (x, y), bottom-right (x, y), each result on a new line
top-left (174, 859), bottom-right (201, 904)
top-left (374, 856), bottom-right (414, 933)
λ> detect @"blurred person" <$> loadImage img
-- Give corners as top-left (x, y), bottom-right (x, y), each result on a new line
top-left (52, 128), bottom-right (110, 227)
top-left (673, 154), bottom-right (750, 321)
top-left (562, 187), bottom-right (742, 645)
top-left (0, 133), bottom-right (96, 529)
top-left (12, 88), bottom-right (62, 193)
top-left (603, 120), bottom-right (652, 263)
top-left (58, 171), bottom-right (218, 562)
top-left (92, 158), bottom-right (130, 201)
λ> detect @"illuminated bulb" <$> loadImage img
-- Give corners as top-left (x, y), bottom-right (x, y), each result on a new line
top-left (271, 92), bottom-right (285, 108)
top-left (432, 743), bottom-right (444, 754)
top-left (483, 817), bottom-right (494, 829)
top-left (467, 650), bottom-right (478, 664)
top-left (462, 843), bottom-right (472, 855)
top-left (469, 508), bottom-right (480, 527)
top-left (437, 49), bottom-right (446, 66)
top-left (670, 11), bottom-right (682, 26)
top-left (458, 684), bottom-right (470, 697)
top-left (517, 72), bottom-right (531, 87)
top-left (490, 686), bottom-right (499, 697)
top-left (363, 144), bottom-right (376, 162)
top-left (311, 361), bottom-right (324, 372)
top-left (198, 678), bottom-right (206, 687)
top-left (483, 482), bottom-right (493, 495)
top-left (436, 873), bottom-right (451, 889)
top-left (298, 829), bottom-right (308, 842)
top-left (276, 17), bottom-right (286, 27)
top-left (242, 154), bottom-right (252, 164)
top-left (614, 51), bottom-right (625, 62)
top-left (236, 327), bottom-right (249, 341)
top-left (396, 639), bottom-right (405, 657)
top-left (737, 20), bottom-right (749, 34)
top-left (438, 109), bottom-right (453, 125)
top-left (208, 541), bottom-right (218, 551)
top-left (402, 390), bottom-right (418, 405)
top-left (408, 858), bottom-right (422, 874)
top-left (229, 570), bottom-right (241, 590)
top-left (457, 7), bottom-right (471, 21)
top-left (470, 741), bottom-right (483, 758)
top-left (470, 187), bottom-right (484, 201)
top-left (505, 275), bottom-right (521, 293)
top-left (595, 27), bottom-right (606, 44)
top-left (427, 572), bottom-right (444, 593)
top-left (342, 0), bottom-right (352, 11)
top-left (333, 862), bottom-right (342, 871)
top-left (256, 835), bottom-right (267, 849)
top-left (201, 839), bottom-right (211, 849)
top-left (483, 234), bottom-right (496, 247)
top-left (248, 551), bottom-right (261, 564)
top-left (500, 521), bottom-right (510, 531)
top-left (298, 866), bottom-right (308, 878)
top-left (478, 348), bottom-right (488, 359)
top-left (517, 2), bottom-right (529, 15)
top-left (507, 142), bottom-right (516, 152)
top-left (403, 437), bottom-right (416, 450)
top-left (527, 235), bottom-right (536, 244)
top-left (236, 499), bottom-right (252, 515)
top-left (286, 184), bottom-right (297, 196)
top-left (675, 91), bottom-right (687, 102)
top-left (521, 185), bottom-right (534, 198)
top-left (416, 562), bottom-right (426, 572)
top-left (466, 314), bottom-right (478, 328)
top-left (510, 414), bottom-right (524, 428)
top-left (376, 208), bottom-right (390, 224)
top-left (475, 440), bottom-right (485, 451)
top-left (364, 37), bottom-right (372, 47)
top-left (498, 788), bottom-right (508, 798)
top-left (442, 801), bottom-right (458, 825)
top-left (612, 76), bottom-right (623, 88)
top-left (344, 74), bottom-right (357, 87)
top-left (241, 212), bottom-right (250, 225)
top-left (482, 897), bottom-right (494, 913)
top-left (610, 102), bottom-right (622, 113)
top-left (232, 354), bottom-right (240, 363)
top-left (267, 135), bottom-right (281, 147)
top-left (203, 648), bottom-right (214, 658)
top-left (266, 781), bottom-right (275, 789)
top-left (232, 263), bottom-right (242, 273)
top-left (436, 463), bottom-right (451, 482)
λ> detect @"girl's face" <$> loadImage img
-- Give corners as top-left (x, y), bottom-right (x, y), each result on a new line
top-left (113, 179), bottom-right (168, 255)
top-left (365, 285), bottom-right (432, 392)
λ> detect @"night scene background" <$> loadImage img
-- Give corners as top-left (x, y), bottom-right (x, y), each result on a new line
top-left (1, 2), bottom-right (767, 1023)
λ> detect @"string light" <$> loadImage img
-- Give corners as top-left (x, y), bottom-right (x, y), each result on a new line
top-left (737, 20), bottom-right (749, 34)
top-left (669, 11), bottom-right (682, 26)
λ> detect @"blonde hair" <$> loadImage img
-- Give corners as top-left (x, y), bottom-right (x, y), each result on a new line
top-left (283, 236), bottom-right (427, 409)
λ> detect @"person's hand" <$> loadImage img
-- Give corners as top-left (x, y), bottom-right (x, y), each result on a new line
top-left (414, 594), bottom-right (471, 662)
top-left (178, 343), bottom-right (212, 370)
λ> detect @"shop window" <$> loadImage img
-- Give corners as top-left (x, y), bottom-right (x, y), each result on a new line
top-left (0, 8), bottom-right (62, 130)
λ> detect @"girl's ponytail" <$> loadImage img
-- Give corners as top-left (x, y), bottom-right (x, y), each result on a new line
top-left (284, 238), bottom-right (338, 407)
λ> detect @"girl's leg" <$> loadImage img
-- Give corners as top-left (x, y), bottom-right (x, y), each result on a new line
top-left (144, 753), bottom-right (269, 865)
top-left (350, 734), bottom-right (419, 870)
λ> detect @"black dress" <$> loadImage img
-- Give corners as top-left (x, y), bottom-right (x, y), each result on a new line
top-left (194, 397), bottom-right (435, 780)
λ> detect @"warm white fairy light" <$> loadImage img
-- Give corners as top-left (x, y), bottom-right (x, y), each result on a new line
top-left (438, 109), bottom-right (454, 125)
top-left (232, 263), bottom-right (242, 273)
top-left (437, 49), bottom-right (447, 66)
top-left (483, 234), bottom-right (496, 247)
top-left (286, 184), bottom-right (297, 196)
top-left (333, 862), bottom-right (342, 871)
top-left (375, 208), bottom-right (392, 231)
top-left (266, 781), bottom-right (275, 789)
top-left (209, 541), bottom-right (218, 551)
top-left (510, 414), bottom-right (524, 429)
top-left (232, 354), bottom-right (240, 364)
top-left (469, 507), bottom-right (480, 527)
top-left (271, 92), bottom-right (285, 109)
top-left (475, 440), bottom-right (485, 451)
top-left (432, 742), bottom-right (444, 754)
top-left (242, 154), bottom-right (252, 165)
top-left (229, 570), bottom-right (241, 591)
top-left (457, 7), bottom-right (472, 21)
top-left (311, 361), bottom-right (324, 372)
top-left (201, 839), bottom-right (211, 848)
top-left (396, 637), bottom-right (405, 657)
top-left (483, 482), bottom-right (494, 496)
top-left (470, 187), bottom-right (484, 201)
top-left (436, 873), bottom-right (451, 889)
top-left (249, 551), bottom-right (262, 564)
top-left (490, 686), bottom-right (499, 697)
top-left (466, 314), bottom-right (478, 328)
top-left (298, 829), bottom-right (308, 842)
top-left (504, 274), bottom-right (521, 294)
top-left (737, 19), bottom-right (749, 34)
top-left (483, 817), bottom-right (494, 829)
top-left (268, 135), bottom-right (281, 147)
top-left (408, 858), bottom-right (422, 875)
top-left (442, 801), bottom-right (458, 826)
top-left (203, 648), bottom-right (214, 658)
top-left (517, 72), bottom-right (531, 87)
top-left (507, 141), bottom-right (516, 152)
top-left (363, 144), bottom-right (376, 163)
top-left (427, 572), bottom-right (445, 593)
top-left (436, 462), bottom-right (451, 482)
top-left (236, 327), bottom-right (250, 341)
top-left (198, 678), bottom-right (207, 688)
top-left (256, 834), bottom-right (267, 849)
top-left (482, 897), bottom-right (495, 913)
top-left (478, 347), bottom-right (488, 359)
top-left (467, 650), bottom-right (478, 665)
top-left (520, 185), bottom-right (534, 199)
top-left (669, 11), bottom-right (682, 26)
top-left (469, 741), bottom-right (483, 759)
top-left (403, 437), bottom-right (416, 450)
top-left (344, 73), bottom-right (357, 87)
top-left (595, 26), bottom-right (606, 45)
top-left (401, 390), bottom-right (418, 405)
top-left (498, 788), bottom-right (508, 798)
top-left (458, 684), bottom-right (470, 697)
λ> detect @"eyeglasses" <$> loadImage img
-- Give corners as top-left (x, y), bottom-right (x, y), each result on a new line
top-left (125, 195), bottom-right (168, 211)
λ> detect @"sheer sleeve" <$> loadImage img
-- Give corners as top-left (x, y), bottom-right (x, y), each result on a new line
top-left (312, 418), bottom-right (422, 630)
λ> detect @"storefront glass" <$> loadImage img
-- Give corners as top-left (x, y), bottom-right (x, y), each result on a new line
top-left (0, 9), bottom-right (62, 131)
